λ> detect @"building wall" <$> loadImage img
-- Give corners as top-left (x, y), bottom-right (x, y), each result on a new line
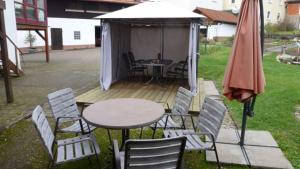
top-left (223, 0), bottom-right (286, 24)
top-left (3, 0), bottom-right (20, 67)
top-left (17, 18), bottom-right (100, 49)
top-left (207, 23), bottom-right (236, 40)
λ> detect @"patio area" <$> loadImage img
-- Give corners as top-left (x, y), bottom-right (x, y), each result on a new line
top-left (76, 78), bottom-right (203, 113)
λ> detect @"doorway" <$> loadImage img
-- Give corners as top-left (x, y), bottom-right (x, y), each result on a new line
top-left (51, 28), bottom-right (63, 50)
top-left (95, 26), bottom-right (102, 47)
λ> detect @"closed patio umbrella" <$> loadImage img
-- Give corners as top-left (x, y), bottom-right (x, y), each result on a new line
top-left (223, 0), bottom-right (265, 146)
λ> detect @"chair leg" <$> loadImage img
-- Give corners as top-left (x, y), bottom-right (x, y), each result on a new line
top-left (107, 129), bottom-right (113, 145)
top-left (47, 160), bottom-right (53, 169)
top-left (213, 143), bottom-right (221, 169)
top-left (95, 154), bottom-right (102, 169)
top-left (139, 127), bottom-right (143, 139)
top-left (152, 121), bottom-right (159, 139)
top-left (88, 157), bottom-right (92, 164)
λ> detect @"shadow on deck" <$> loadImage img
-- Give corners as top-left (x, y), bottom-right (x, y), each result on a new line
top-left (76, 78), bottom-right (204, 112)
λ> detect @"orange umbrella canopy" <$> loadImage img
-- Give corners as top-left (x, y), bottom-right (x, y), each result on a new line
top-left (223, 0), bottom-right (265, 102)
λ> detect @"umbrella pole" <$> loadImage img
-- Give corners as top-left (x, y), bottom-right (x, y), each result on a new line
top-left (240, 101), bottom-right (250, 146)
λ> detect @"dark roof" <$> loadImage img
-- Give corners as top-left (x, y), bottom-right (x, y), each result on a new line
top-left (286, 0), bottom-right (300, 3)
top-left (194, 7), bottom-right (238, 25)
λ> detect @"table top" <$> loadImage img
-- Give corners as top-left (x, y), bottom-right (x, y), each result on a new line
top-left (82, 98), bottom-right (165, 129)
top-left (142, 59), bottom-right (173, 67)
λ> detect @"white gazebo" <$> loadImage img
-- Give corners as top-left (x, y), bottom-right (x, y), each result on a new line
top-left (96, 1), bottom-right (204, 94)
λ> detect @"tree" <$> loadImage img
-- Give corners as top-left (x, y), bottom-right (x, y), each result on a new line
top-left (24, 31), bottom-right (36, 48)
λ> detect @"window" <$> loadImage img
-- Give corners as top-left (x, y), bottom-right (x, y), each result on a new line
top-left (15, 0), bottom-right (46, 24)
top-left (277, 13), bottom-right (280, 21)
top-left (267, 11), bottom-right (271, 19)
top-left (74, 31), bottom-right (81, 40)
top-left (232, 0), bottom-right (235, 3)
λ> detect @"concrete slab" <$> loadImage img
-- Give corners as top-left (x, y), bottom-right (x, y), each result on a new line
top-left (216, 129), bottom-right (278, 147)
top-left (206, 143), bottom-right (248, 165)
top-left (206, 129), bottom-right (294, 168)
top-left (245, 146), bottom-right (294, 169)
top-left (243, 130), bottom-right (278, 147)
top-left (216, 128), bottom-right (240, 144)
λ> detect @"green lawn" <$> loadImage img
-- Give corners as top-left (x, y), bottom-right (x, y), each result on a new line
top-left (199, 45), bottom-right (300, 168)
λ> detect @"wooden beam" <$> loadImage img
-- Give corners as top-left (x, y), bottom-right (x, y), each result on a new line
top-left (35, 30), bottom-right (45, 40)
top-left (0, 0), bottom-right (13, 103)
top-left (45, 29), bottom-right (49, 62)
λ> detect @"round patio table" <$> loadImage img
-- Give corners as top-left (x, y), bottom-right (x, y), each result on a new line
top-left (82, 98), bottom-right (165, 148)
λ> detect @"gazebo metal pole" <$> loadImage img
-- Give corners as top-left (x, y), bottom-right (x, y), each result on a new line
top-left (240, 0), bottom-right (264, 146)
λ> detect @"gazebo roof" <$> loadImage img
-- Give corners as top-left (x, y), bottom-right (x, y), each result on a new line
top-left (95, 1), bottom-right (204, 19)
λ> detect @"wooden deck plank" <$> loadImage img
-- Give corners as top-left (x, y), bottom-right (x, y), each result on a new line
top-left (76, 79), bottom-right (203, 112)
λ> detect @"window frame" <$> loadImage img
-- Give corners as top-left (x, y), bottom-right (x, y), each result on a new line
top-left (74, 31), bottom-right (81, 40)
top-left (15, 0), bottom-right (48, 26)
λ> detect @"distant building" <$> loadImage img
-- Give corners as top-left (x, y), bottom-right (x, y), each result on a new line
top-left (0, 0), bottom-right (49, 76)
top-left (285, 0), bottom-right (300, 28)
top-left (223, 0), bottom-right (286, 24)
top-left (194, 7), bottom-right (238, 40)
top-left (17, 0), bottom-right (139, 51)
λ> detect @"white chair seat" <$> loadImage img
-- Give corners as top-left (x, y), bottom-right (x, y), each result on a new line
top-left (60, 120), bottom-right (96, 133)
top-left (164, 129), bottom-right (213, 151)
top-left (56, 134), bottom-right (100, 164)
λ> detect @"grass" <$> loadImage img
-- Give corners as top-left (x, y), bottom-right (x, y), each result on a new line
top-left (199, 45), bottom-right (300, 168)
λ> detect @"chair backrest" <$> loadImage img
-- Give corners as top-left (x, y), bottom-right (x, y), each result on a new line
top-left (124, 136), bottom-right (186, 169)
top-left (32, 105), bottom-right (55, 159)
top-left (123, 53), bottom-right (130, 69)
top-left (128, 51), bottom-right (136, 66)
top-left (197, 97), bottom-right (227, 140)
top-left (181, 56), bottom-right (188, 71)
top-left (48, 88), bottom-right (80, 123)
top-left (171, 87), bottom-right (193, 115)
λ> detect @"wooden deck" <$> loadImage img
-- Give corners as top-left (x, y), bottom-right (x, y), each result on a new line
top-left (76, 78), bottom-right (205, 112)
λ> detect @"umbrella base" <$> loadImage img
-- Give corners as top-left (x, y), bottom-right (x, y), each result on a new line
top-left (206, 128), bottom-right (293, 169)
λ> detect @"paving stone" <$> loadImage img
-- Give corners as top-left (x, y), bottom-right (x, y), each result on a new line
top-left (295, 112), bottom-right (300, 121)
top-left (243, 130), bottom-right (278, 147)
top-left (206, 129), bottom-right (293, 169)
top-left (206, 143), bottom-right (248, 165)
top-left (245, 146), bottom-right (294, 169)
top-left (216, 128), bottom-right (240, 144)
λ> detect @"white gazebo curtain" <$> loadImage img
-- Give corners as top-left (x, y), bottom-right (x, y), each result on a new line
top-left (100, 22), bottom-right (112, 90)
top-left (100, 22), bottom-right (199, 93)
top-left (188, 22), bottom-right (199, 95)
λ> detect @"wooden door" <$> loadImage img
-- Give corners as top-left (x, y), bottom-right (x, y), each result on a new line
top-left (51, 28), bottom-right (63, 50)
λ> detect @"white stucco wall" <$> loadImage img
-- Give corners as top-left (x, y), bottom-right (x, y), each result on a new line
top-left (223, 0), bottom-right (286, 24)
top-left (207, 23), bottom-right (236, 40)
top-left (4, 0), bottom-right (20, 67)
top-left (17, 17), bottom-right (100, 48)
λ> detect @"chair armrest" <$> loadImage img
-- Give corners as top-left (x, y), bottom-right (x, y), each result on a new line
top-left (164, 113), bottom-right (196, 131)
top-left (189, 132), bottom-right (216, 143)
top-left (54, 116), bottom-right (86, 135)
top-left (113, 140), bottom-right (121, 169)
top-left (135, 59), bottom-right (145, 63)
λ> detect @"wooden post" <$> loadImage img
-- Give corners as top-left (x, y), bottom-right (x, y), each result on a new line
top-left (45, 28), bottom-right (49, 62)
top-left (0, 0), bottom-right (13, 103)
